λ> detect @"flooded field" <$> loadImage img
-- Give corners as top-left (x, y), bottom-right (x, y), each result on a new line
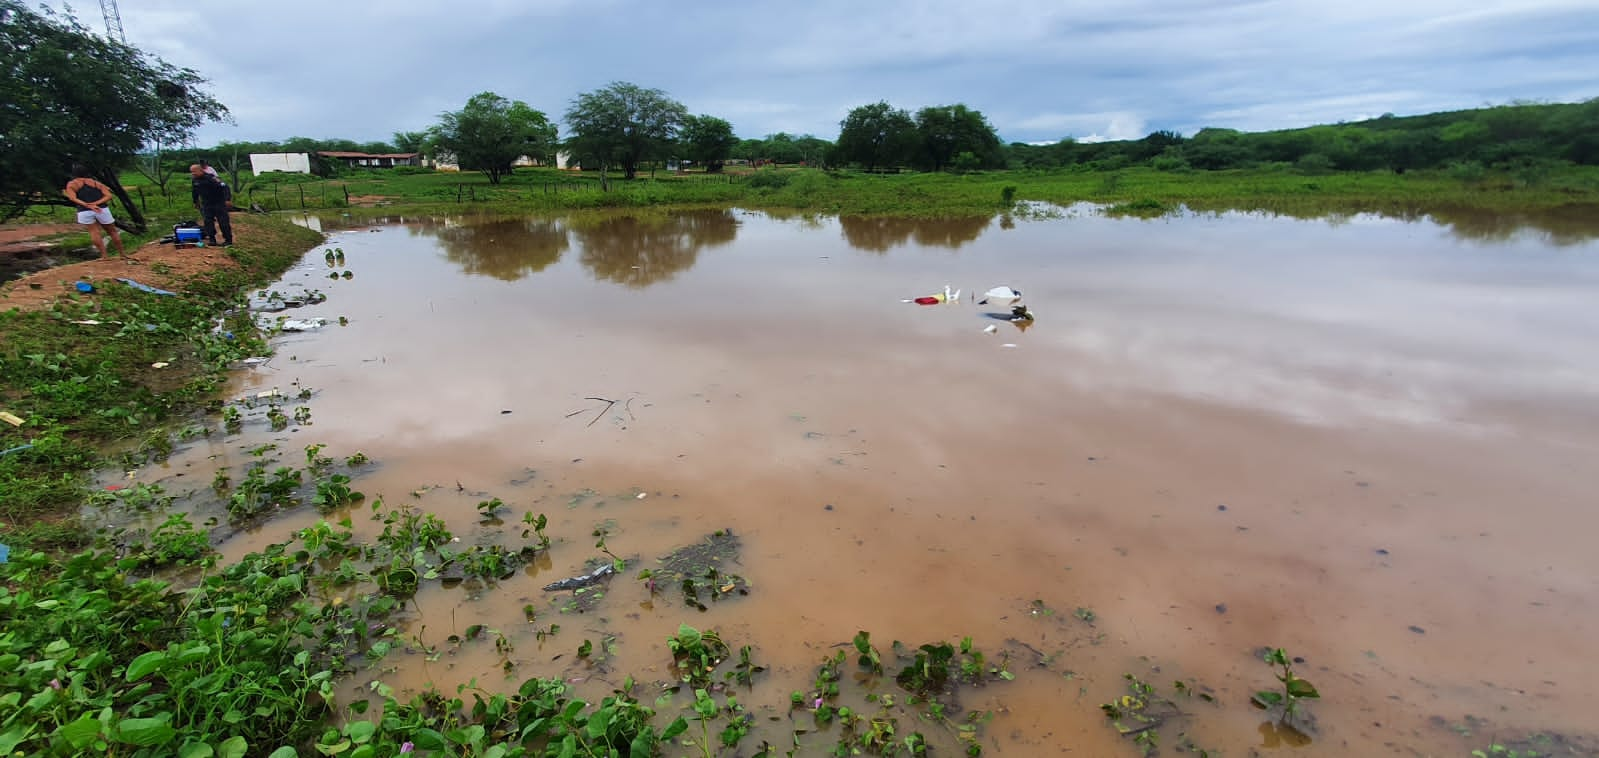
top-left (125, 206), bottom-right (1599, 755)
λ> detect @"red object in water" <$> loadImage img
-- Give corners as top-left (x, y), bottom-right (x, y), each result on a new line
top-left (913, 296), bottom-right (941, 305)
top-left (105, 484), bottom-right (124, 491)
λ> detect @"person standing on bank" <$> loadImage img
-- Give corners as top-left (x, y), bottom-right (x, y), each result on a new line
top-left (190, 163), bottom-right (233, 246)
top-left (63, 165), bottom-right (126, 259)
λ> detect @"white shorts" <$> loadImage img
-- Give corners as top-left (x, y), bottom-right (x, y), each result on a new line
top-left (77, 207), bottom-right (115, 226)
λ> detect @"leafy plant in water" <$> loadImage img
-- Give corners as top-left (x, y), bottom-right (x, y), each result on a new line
top-left (312, 473), bottom-right (363, 511)
top-left (476, 496), bottom-right (504, 519)
top-left (668, 624), bottom-right (731, 690)
top-left (1253, 647), bottom-right (1320, 722)
top-left (520, 511), bottom-right (550, 548)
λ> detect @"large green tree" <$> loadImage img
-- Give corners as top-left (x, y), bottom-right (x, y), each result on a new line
top-left (678, 115), bottom-right (737, 172)
top-left (430, 92), bottom-right (557, 184)
top-left (0, 1), bottom-right (229, 226)
top-left (564, 82), bottom-right (688, 180)
top-left (835, 102), bottom-right (917, 172)
top-left (914, 104), bottom-right (1002, 171)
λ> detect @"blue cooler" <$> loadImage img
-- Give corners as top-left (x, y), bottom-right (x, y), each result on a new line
top-left (175, 227), bottom-right (202, 246)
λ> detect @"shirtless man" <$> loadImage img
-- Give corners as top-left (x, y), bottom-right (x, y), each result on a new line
top-left (62, 165), bottom-right (126, 259)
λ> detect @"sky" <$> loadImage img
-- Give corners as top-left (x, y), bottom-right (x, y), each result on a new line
top-left (84, 0), bottom-right (1599, 147)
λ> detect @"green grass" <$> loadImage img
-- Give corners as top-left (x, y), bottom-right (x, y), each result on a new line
top-left (15, 163), bottom-right (1590, 232)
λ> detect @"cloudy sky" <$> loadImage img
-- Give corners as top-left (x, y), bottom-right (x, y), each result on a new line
top-left (92, 0), bottom-right (1599, 146)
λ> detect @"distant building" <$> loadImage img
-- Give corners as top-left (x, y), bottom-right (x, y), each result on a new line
top-left (430, 151), bottom-right (572, 172)
top-left (249, 152), bottom-right (313, 174)
top-left (317, 151), bottom-right (421, 169)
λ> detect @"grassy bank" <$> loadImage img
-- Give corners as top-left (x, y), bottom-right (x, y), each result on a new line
top-left (0, 215), bottom-right (324, 548)
top-left (15, 163), bottom-right (1599, 229)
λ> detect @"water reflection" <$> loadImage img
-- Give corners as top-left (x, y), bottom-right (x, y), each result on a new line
top-left (838, 215), bottom-right (991, 252)
top-left (428, 218), bottom-right (571, 281)
top-left (572, 210), bottom-right (738, 287)
top-left (1427, 205), bottom-right (1599, 246)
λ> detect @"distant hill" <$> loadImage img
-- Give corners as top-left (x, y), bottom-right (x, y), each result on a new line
top-left (1008, 99), bottom-right (1599, 173)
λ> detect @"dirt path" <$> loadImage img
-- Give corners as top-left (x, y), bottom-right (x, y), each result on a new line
top-left (0, 216), bottom-right (283, 312)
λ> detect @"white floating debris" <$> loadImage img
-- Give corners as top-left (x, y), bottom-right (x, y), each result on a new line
top-left (983, 324), bottom-right (999, 334)
top-left (1001, 343), bottom-right (1018, 348)
top-left (279, 318), bottom-right (328, 332)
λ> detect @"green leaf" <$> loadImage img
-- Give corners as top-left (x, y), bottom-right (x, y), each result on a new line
top-left (1285, 678), bottom-right (1320, 699)
top-left (1253, 690), bottom-right (1284, 707)
top-left (412, 729), bottom-right (447, 750)
top-left (484, 745), bottom-right (508, 758)
top-left (662, 716), bottom-right (690, 740)
top-left (267, 747), bottom-right (300, 758)
top-left (217, 736), bottom-right (248, 758)
top-left (55, 716), bottom-right (102, 749)
top-left (313, 739), bottom-right (350, 755)
top-left (676, 624), bottom-right (702, 649)
top-left (178, 743), bottom-right (215, 758)
top-left (126, 650), bottom-right (167, 681)
top-left (117, 717), bottom-right (176, 747)
top-left (344, 721), bottom-right (375, 745)
top-left (0, 726), bottom-right (33, 755)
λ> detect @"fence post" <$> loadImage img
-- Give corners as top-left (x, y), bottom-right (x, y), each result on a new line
top-left (298, 184), bottom-right (305, 209)
top-left (273, 184), bottom-right (281, 211)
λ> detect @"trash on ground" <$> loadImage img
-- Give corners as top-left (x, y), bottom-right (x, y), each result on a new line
top-left (70, 319), bottom-right (104, 325)
top-left (904, 284), bottom-right (959, 305)
top-left (0, 543), bottom-right (9, 564)
top-left (238, 357), bottom-right (270, 366)
top-left (983, 324), bottom-right (999, 334)
top-left (543, 562), bottom-right (616, 592)
top-left (74, 281), bottom-right (94, 293)
top-left (1, 443), bottom-right (35, 457)
top-left (979, 286), bottom-right (1022, 305)
top-left (150, 362), bottom-right (170, 369)
top-left (0, 411), bottom-right (24, 427)
top-left (116, 278), bottom-right (176, 296)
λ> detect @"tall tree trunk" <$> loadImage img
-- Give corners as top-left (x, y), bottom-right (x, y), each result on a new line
top-left (98, 170), bottom-right (147, 231)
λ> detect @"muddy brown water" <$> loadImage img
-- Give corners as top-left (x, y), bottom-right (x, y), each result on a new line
top-left (123, 206), bottom-right (1599, 755)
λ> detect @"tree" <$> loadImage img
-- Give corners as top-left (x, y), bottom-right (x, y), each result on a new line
top-left (429, 92), bottom-right (557, 184)
top-left (678, 115), bottom-right (737, 172)
top-left (392, 130), bottom-right (428, 154)
top-left (914, 104), bottom-right (1002, 171)
top-left (0, 1), bottom-right (229, 226)
top-left (835, 102), bottom-right (917, 172)
top-left (564, 82), bottom-right (688, 180)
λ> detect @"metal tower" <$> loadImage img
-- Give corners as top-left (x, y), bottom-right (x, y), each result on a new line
top-left (99, 0), bottom-right (126, 43)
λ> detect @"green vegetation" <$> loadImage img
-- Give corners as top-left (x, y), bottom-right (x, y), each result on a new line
top-left (0, 216), bottom-right (322, 547)
top-left (430, 92), bottom-right (558, 184)
top-left (565, 82), bottom-right (692, 180)
top-left (1010, 99), bottom-right (1599, 175)
top-left (0, 0), bottom-right (227, 227)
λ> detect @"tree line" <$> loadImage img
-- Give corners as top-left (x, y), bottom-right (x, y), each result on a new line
top-left (1008, 100), bottom-right (1599, 175)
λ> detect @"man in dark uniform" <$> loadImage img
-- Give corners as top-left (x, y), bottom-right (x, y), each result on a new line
top-left (189, 163), bottom-right (233, 246)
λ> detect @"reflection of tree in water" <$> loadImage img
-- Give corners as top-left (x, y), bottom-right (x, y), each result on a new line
top-left (838, 215), bottom-right (992, 253)
top-left (1429, 205), bottom-right (1599, 247)
top-left (431, 218), bottom-right (570, 281)
top-left (573, 210), bottom-right (738, 287)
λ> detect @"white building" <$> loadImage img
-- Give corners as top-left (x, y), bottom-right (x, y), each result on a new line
top-left (249, 152), bottom-right (313, 174)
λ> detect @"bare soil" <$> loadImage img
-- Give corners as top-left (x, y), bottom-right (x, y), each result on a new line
top-left (0, 216), bottom-right (282, 312)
